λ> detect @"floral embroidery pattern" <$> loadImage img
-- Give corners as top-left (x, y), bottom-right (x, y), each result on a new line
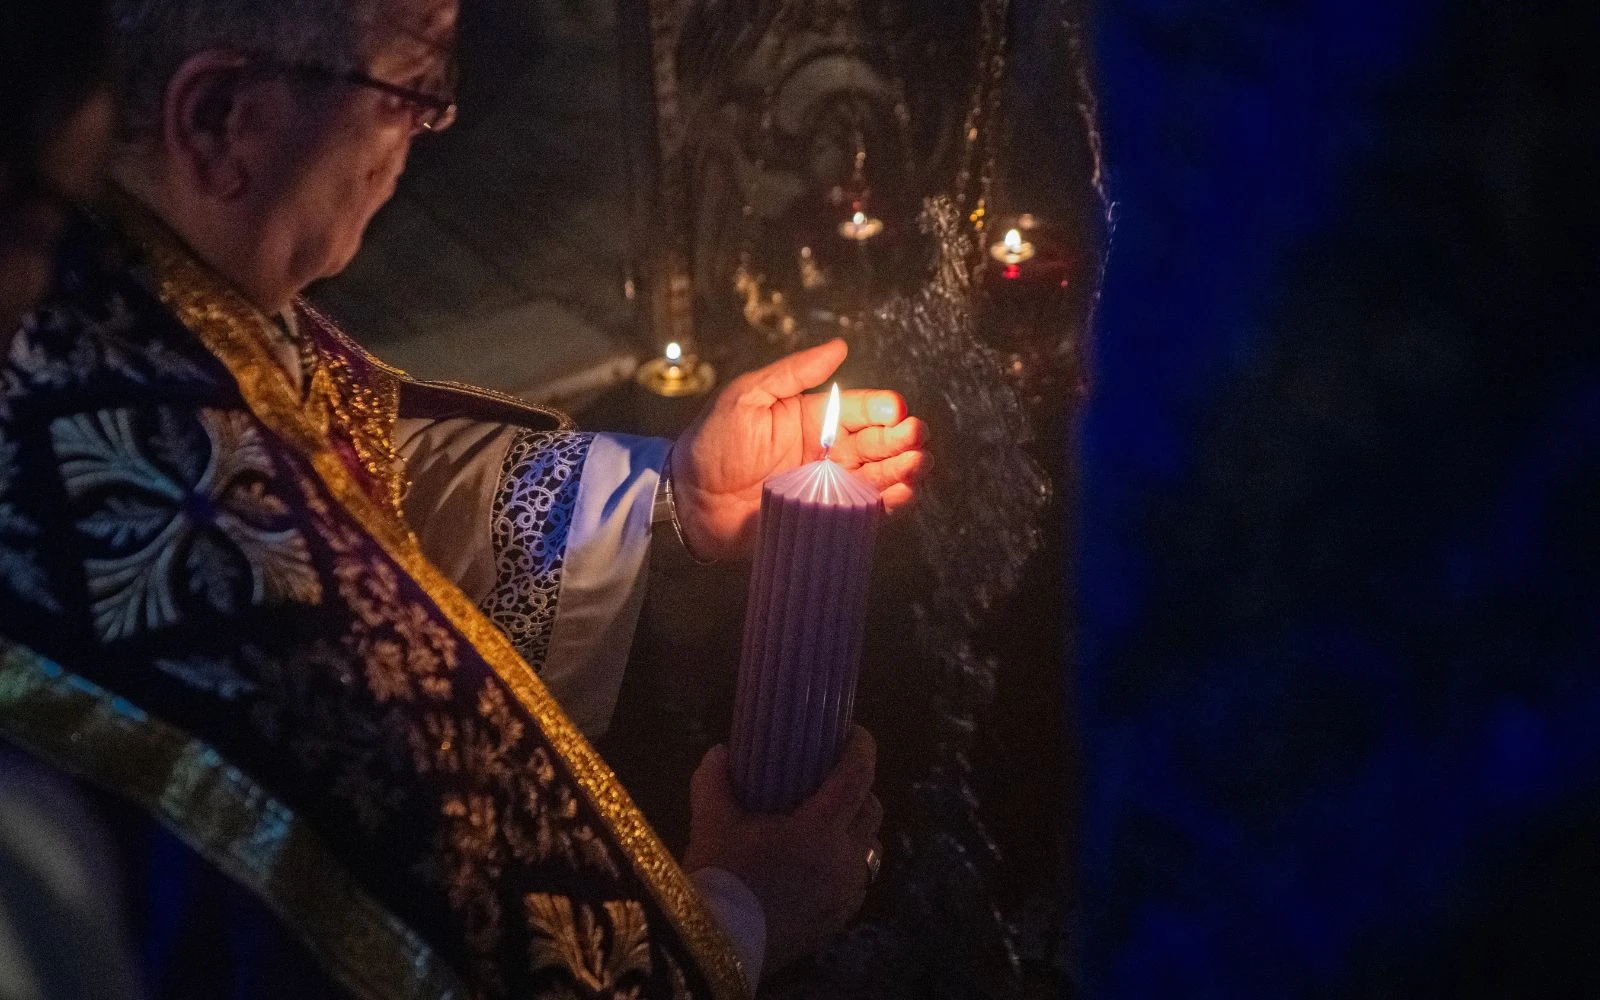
top-left (0, 431), bottom-right (60, 611)
top-left (243, 641), bottom-right (411, 833)
top-left (297, 477), bottom-right (621, 993)
top-left (314, 514), bottom-right (460, 706)
top-left (6, 291), bottom-right (213, 419)
top-left (482, 430), bottom-right (594, 671)
top-left (0, 209), bottom-right (738, 1000)
top-left (52, 407), bottom-right (321, 641)
top-left (526, 894), bottom-right (653, 998)
top-left (412, 686), bottom-right (622, 959)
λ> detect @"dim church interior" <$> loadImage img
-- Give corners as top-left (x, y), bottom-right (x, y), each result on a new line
top-left (312, 1), bottom-right (1088, 997)
top-left (296, 0), bottom-right (1600, 995)
top-left (312, 0), bottom-right (639, 408)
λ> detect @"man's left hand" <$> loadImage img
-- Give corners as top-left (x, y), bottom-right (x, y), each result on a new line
top-left (671, 339), bottom-right (931, 562)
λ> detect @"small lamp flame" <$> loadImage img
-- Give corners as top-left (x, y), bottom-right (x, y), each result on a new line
top-left (990, 226), bottom-right (1036, 264)
top-left (638, 339), bottom-right (713, 396)
top-left (819, 383), bottom-right (841, 455)
top-left (839, 209), bottom-right (883, 240)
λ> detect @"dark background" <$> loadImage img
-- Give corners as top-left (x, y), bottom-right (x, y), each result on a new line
top-left (316, 0), bottom-right (1600, 995)
top-left (1079, 0), bottom-right (1600, 996)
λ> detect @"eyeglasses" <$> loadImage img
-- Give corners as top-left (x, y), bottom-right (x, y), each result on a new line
top-left (268, 60), bottom-right (458, 132)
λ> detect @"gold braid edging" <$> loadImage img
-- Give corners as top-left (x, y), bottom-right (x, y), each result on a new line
top-left (291, 315), bottom-right (409, 515)
top-left (122, 203), bottom-right (751, 1000)
top-left (294, 299), bottom-right (576, 434)
top-left (0, 638), bottom-right (469, 1000)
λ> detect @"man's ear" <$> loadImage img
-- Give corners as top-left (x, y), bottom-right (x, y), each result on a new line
top-left (161, 50), bottom-right (260, 201)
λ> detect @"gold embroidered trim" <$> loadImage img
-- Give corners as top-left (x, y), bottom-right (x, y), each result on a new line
top-left (294, 298), bottom-right (575, 434)
top-left (118, 201), bottom-right (750, 1000)
top-left (100, 190), bottom-right (407, 520)
top-left (289, 309), bottom-right (409, 515)
top-left (0, 638), bottom-right (469, 1000)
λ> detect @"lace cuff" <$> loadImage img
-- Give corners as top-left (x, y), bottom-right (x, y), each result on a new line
top-left (480, 429), bottom-right (595, 670)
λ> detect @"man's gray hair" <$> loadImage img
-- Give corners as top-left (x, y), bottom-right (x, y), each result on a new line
top-left (109, 0), bottom-right (378, 139)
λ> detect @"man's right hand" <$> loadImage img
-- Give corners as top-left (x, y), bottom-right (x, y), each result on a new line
top-left (683, 727), bottom-right (884, 977)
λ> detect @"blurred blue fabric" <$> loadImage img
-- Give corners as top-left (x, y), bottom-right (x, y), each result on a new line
top-left (1079, 1), bottom-right (1600, 996)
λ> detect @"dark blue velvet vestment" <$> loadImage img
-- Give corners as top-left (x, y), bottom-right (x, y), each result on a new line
top-left (0, 211), bottom-right (745, 1000)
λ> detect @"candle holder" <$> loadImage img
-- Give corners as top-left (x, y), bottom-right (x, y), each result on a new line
top-left (838, 210), bottom-right (885, 241)
top-left (636, 340), bottom-right (716, 397)
top-left (979, 215), bottom-right (1077, 408)
top-left (988, 226), bottom-right (1036, 265)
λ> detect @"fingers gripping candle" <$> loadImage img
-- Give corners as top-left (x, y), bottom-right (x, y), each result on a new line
top-left (729, 384), bottom-right (885, 812)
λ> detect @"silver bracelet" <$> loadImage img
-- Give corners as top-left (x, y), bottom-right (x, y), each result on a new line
top-left (659, 449), bottom-right (717, 565)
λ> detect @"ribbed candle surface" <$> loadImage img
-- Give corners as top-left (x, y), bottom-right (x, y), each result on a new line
top-left (729, 459), bottom-right (883, 812)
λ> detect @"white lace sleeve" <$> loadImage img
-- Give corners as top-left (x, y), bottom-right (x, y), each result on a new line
top-left (398, 420), bottom-right (667, 737)
top-left (480, 429), bottom-right (595, 671)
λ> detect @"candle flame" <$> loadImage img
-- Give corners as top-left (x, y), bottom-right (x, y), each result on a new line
top-left (819, 383), bottom-right (841, 454)
top-left (1004, 228), bottom-right (1023, 253)
top-left (664, 341), bottom-right (682, 362)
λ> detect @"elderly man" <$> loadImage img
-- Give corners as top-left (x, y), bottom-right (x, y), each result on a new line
top-left (0, 0), bottom-right (927, 997)
top-left (107, 0), bottom-right (925, 741)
